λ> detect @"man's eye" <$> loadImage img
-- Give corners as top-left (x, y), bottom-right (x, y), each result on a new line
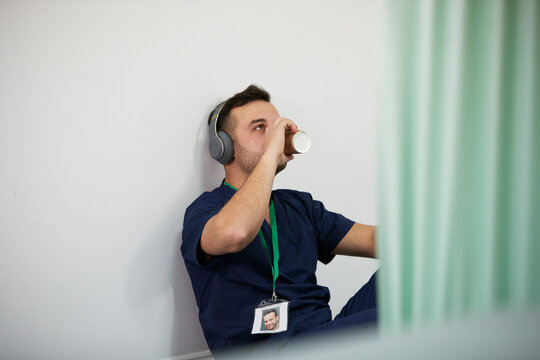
top-left (255, 124), bottom-right (264, 130)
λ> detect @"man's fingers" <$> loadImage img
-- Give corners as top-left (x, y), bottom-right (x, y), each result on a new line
top-left (275, 117), bottom-right (299, 133)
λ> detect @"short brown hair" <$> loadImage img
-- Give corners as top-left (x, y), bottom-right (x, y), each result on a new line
top-left (207, 85), bottom-right (271, 136)
top-left (263, 308), bottom-right (278, 317)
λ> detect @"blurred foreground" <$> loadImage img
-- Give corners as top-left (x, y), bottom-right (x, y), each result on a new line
top-left (217, 307), bottom-right (540, 359)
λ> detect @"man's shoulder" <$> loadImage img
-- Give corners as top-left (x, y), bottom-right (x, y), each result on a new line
top-left (185, 185), bottom-right (228, 216)
top-left (182, 186), bottom-right (229, 251)
top-left (274, 188), bottom-right (308, 196)
top-left (273, 188), bottom-right (316, 205)
top-left (187, 187), bottom-right (221, 205)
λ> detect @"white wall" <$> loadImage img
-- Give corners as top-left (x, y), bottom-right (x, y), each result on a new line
top-left (0, 1), bottom-right (380, 359)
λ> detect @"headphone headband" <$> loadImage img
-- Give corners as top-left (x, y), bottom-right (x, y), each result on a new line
top-left (210, 102), bottom-right (226, 133)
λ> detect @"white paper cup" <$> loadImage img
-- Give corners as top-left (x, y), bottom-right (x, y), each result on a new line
top-left (285, 130), bottom-right (311, 154)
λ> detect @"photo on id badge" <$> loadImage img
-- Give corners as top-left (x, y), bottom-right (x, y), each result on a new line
top-left (251, 301), bottom-right (288, 334)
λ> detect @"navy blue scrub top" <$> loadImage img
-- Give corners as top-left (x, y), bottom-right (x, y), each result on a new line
top-left (181, 181), bottom-right (354, 352)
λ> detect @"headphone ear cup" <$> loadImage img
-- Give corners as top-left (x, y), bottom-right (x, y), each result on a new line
top-left (209, 137), bottom-right (224, 161)
top-left (217, 130), bottom-right (234, 164)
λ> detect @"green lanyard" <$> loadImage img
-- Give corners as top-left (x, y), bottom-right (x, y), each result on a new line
top-left (224, 182), bottom-right (280, 301)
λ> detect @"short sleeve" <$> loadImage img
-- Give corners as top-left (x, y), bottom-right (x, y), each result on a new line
top-left (181, 192), bottom-right (225, 266)
top-left (310, 197), bottom-right (355, 264)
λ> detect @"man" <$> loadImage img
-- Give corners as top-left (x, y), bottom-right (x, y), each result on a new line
top-left (182, 85), bottom-right (377, 353)
top-left (263, 309), bottom-right (279, 331)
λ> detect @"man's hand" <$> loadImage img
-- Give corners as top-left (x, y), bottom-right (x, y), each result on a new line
top-left (262, 117), bottom-right (298, 170)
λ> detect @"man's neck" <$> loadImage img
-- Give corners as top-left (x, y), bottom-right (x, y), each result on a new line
top-left (224, 170), bottom-right (248, 190)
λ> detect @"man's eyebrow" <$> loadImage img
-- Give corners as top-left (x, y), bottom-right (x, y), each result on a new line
top-left (249, 118), bottom-right (266, 126)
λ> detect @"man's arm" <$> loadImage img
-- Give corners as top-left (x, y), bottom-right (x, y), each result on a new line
top-left (201, 154), bottom-right (277, 255)
top-left (332, 223), bottom-right (376, 258)
top-left (200, 118), bottom-right (298, 256)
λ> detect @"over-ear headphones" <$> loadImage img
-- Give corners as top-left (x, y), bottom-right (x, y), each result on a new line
top-left (208, 102), bottom-right (234, 164)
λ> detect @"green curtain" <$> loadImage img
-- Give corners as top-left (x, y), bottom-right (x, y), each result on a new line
top-left (378, 0), bottom-right (540, 332)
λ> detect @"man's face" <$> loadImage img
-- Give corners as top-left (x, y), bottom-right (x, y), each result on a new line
top-left (263, 311), bottom-right (279, 331)
top-left (228, 100), bottom-right (289, 175)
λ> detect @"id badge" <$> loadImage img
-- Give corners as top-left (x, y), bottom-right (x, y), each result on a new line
top-left (251, 298), bottom-right (289, 334)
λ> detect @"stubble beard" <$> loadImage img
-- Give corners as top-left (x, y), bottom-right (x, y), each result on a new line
top-left (235, 144), bottom-right (260, 175)
top-left (275, 162), bottom-right (287, 174)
